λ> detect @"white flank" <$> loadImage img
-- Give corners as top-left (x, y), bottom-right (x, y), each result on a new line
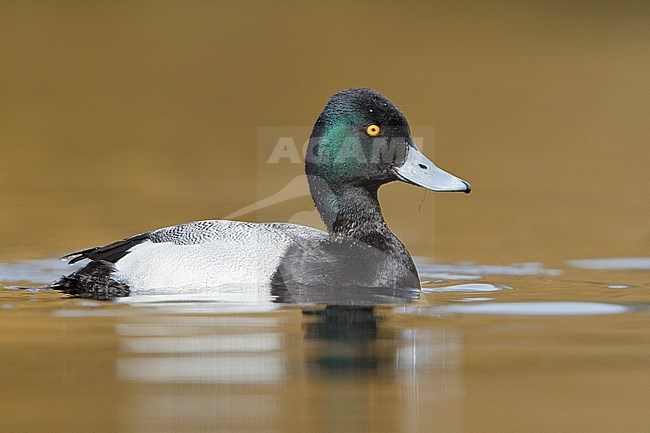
top-left (112, 221), bottom-right (321, 294)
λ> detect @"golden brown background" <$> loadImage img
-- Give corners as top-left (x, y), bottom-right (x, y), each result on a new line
top-left (1, 0), bottom-right (649, 263)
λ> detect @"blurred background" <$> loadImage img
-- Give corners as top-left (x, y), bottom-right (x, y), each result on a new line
top-left (1, 0), bottom-right (649, 264)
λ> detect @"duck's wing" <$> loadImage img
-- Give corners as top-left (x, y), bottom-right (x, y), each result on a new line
top-left (63, 220), bottom-right (326, 265)
top-left (62, 220), bottom-right (230, 264)
top-left (64, 233), bottom-right (151, 264)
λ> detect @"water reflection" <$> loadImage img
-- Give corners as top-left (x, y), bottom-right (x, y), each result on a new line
top-left (303, 307), bottom-right (380, 376)
top-left (117, 315), bottom-right (288, 385)
top-left (116, 306), bottom-right (462, 433)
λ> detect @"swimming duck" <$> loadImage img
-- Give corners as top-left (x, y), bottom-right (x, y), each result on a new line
top-left (52, 88), bottom-right (470, 300)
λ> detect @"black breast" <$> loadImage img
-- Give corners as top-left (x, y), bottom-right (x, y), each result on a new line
top-left (270, 235), bottom-right (420, 305)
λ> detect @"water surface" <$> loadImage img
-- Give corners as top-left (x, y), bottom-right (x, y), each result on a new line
top-left (1, 259), bottom-right (649, 433)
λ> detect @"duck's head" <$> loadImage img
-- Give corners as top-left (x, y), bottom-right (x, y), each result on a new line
top-left (306, 88), bottom-right (470, 194)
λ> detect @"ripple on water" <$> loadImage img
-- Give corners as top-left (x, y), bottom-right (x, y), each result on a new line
top-left (422, 283), bottom-right (512, 293)
top-left (566, 257), bottom-right (650, 270)
top-left (399, 302), bottom-right (640, 317)
top-left (455, 297), bottom-right (494, 302)
top-left (416, 261), bottom-right (562, 281)
top-left (0, 259), bottom-right (81, 284)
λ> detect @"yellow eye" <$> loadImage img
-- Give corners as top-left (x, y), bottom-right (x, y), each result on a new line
top-left (365, 124), bottom-right (381, 136)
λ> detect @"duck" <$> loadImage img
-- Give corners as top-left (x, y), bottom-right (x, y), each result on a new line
top-left (51, 88), bottom-right (470, 301)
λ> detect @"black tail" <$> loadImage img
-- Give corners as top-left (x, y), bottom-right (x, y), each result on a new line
top-left (49, 260), bottom-right (130, 301)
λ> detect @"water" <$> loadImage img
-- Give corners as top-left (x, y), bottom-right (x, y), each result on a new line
top-left (2, 1), bottom-right (650, 432)
top-left (1, 259), bottom-right (649, 433)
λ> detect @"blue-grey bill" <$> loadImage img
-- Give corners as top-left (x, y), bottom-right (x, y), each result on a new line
top-left (394, 145), bottom-right (471, 193)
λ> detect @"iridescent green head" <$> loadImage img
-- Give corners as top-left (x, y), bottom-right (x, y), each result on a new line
top-left (306, 88), bottom-right (471, 194)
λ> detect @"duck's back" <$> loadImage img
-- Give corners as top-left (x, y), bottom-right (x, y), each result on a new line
top-left (59, 220), bottom-right (327, 296)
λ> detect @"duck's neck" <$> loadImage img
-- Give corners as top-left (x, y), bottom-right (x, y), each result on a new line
top-left (308, 176), bottom-right (399, 246)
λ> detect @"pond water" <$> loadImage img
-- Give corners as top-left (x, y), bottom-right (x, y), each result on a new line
top-left (2, 1), bottom-right (650, 432)
top-left (1, 258), bottom-right (649, 433)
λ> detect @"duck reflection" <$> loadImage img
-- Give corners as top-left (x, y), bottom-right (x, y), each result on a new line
top-left (303, 306), bottom-right (382, 377)
top-left (115, 300), bottom-right (461, 433)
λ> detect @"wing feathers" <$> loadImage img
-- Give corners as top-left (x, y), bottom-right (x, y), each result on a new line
top-left (63, 233), bottom-right (151, 264)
